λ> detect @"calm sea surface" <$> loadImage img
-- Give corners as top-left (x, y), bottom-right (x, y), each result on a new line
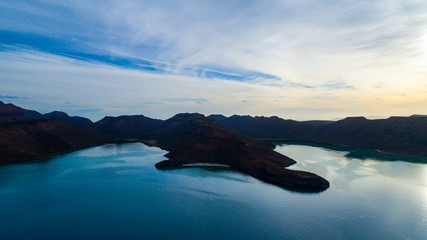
top-left (0, 143), bottom-right (426, 240)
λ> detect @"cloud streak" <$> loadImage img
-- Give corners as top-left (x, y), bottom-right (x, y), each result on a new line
top-left (0, 95), bottom-right (27, 100)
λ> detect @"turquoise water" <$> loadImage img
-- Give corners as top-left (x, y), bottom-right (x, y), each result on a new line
top-left (0, 143), bottom-right (426, 240)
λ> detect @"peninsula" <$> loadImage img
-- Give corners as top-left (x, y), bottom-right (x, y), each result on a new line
top-left (0, 102), bottom-right (330, 191)
top-left (150, 113), bottom-right (329, 191)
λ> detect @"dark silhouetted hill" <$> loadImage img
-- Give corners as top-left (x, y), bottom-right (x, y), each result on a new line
top-left (0, 102), bottom-right (93, 128)
top-left (0, 101), bottom-right (43, 123)
top-left (92, 115), bottom-right (163, 138)
top-left (44, 111), bottom-right (93, 127)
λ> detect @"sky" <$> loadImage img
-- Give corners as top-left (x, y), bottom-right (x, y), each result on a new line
top-left (1, 0), bottom-right (427, 121)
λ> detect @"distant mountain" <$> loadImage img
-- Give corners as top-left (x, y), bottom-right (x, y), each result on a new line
top-left (410, 114), bottom-right (427, 118)
top-left (0, 102), bottom-right (93, 128)
top-left (0, 101), bottom-right (43, 123)
top-left (302, 120), bottom-right (335, 126)
top-left (0, 119), bottom-right (107, 165)
top-left (208, 114), bottom-right (228, 122)
top-left (208, 114), bottom-right (315, 138)
top-left (92, 115), bottom-right (163, 138)
top-left (306, 116), bottom-right (427, 157)
top-left (44, 111), bottom-right (93, 127)
top-left (152, 113), bottom-right (329, 191)
top-left (210, 115), bottom-right (427, 157)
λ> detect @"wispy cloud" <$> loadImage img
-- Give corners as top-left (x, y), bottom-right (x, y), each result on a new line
top-left (1, 1), bottom-right (427, 119)
top-left (321, 80), bottom-right (356, 90)
top-left (0, 95), bottom-right (28, 100)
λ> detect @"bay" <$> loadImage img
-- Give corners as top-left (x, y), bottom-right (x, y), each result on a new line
top-left (0, 142), bottom-right (426, 240)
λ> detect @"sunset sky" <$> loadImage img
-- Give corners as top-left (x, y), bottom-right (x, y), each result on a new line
top-left (1, 0), bottom-right (426, 121)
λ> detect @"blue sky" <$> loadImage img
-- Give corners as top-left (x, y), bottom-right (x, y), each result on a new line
top-left (1, 0), bottom-right (427, 120)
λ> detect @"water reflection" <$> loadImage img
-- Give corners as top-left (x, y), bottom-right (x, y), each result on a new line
top-left (276, 143), bottom-right (427, 234)
top-left (278, 143), bottom-right (427, 187)
top-left (275, 141), bottom-right (427, 163)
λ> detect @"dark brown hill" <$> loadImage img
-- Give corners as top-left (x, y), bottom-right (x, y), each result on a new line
top-left (0, 102), bottom-right (95, 128)
top-left (44, 111), bottom-right (93, 127)
top-left (0, 101), bottom-right (43, 123)
top-left (0, 119), bottom-right (108, 165)
top-left (92, 115), bottom-right (163, 138)
top-left (152, 113), bottom-right (329, 191)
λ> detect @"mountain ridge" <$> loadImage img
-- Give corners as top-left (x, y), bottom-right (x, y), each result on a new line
top-left (209, 114), bottom-right (427, 157)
